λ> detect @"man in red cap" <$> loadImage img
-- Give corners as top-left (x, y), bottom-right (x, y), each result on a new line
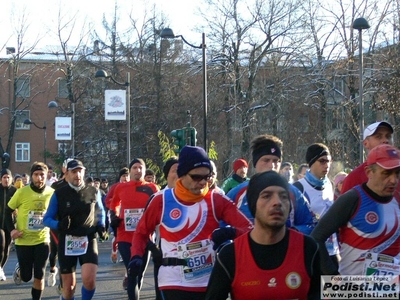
top-left (221, 158), bottom-right (249, 194)
top-left (311, 144), bottom-right (400, 275)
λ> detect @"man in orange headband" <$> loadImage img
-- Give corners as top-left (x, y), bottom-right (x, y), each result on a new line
top-left (127, 146), bottom-right (253, 300)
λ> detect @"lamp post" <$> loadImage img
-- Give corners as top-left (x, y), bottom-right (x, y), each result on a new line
top-left (48, 100), bottom-right (75, 158)
top-left (160, 28), bottom-right (208, 151)
top-left (95, 70), bottom-right (131, 165)
top-left (24, 119), bottom-right (47, 163)
top-left (352, 17), bottom-right (370, 164)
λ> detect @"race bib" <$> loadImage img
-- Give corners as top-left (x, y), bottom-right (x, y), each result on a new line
top-left (363, 252), bottom-right (400, 276)
top-left (65, 235), bottom-right (88, 256)
top-left (27, 210), bottom-right (45, 230)
top-left (124, 208), bottom-right (144, 231)
top-left (177, 239), bottom-right (215, 281)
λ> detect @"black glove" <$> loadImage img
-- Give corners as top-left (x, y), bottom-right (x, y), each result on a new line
top-left (97, 226), bottom-right (109, 241)
top-left (128, 255), bottom-right (143, 277)
top-left (211, 226), bottom-right (236, 250)
top-left (147, 241), bottom-right (162, 265)
top-left (110, 211), bottom-right (122, 228)
top-left (58, 215), bottom-right (71, 231)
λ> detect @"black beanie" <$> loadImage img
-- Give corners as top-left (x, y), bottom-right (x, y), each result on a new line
top-left (177, 146), bottom-right (211, 178)
top-left (119, 167), bottom-right (129, 178)
top-left (30, 162), bottom-right (48, 177)
top-left (163, 157), bottom-right (179, 179)
top-left (306, 143), bottom-right (330, 167)
top-left (1, 168), bottom-right (12, 178)
top-left (247, 171), bottom-right (289, 218)
top-left (252, 140), bottom-right (282, 167)
top-left (129, 158), bottom-right (145, 170)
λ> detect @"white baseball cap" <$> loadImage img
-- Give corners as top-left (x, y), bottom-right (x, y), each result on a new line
top-left (363, 121), bottom-right (393, 140)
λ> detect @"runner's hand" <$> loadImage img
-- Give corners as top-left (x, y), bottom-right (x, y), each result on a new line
top-left (211, 226), bottom-right (236, 250)
top-left (110, 211), bottom-right (122, 228)
top-left (128, 255), bottom-right (143, 277)
top-left (58, 215), bottom-right (71, 231)
top-left (97, 226), bottom-right (109, 241)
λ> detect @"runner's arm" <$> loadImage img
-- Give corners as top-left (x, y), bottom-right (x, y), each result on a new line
top-left (43, 193), bottom-right (60, 230)
top-left (215, 194), bottom-right (253, 236)
top-left (205, 242), bottom-right (235, 300)
top-left (130, 195), bottom-right (163, 257)
top-left (310, 189), bottom-right (359, 274)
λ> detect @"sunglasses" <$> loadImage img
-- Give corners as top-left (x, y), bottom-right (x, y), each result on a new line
top-left (187, 173), bottom-right (212, 182)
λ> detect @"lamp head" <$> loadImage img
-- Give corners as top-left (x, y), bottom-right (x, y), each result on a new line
top-left (23, 119), bottom-right (32, 125)
top-left (353, 17), bottom-right (370, 30)
top-left (95, 69), bottom-right (109, 78)
top-left (160, 28), bottom-right (176, 39)
top-left (48, 101), bottom-right (59, 109)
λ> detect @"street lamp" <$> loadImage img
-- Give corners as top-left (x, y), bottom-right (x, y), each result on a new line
top-left (48, 100), bottom-right (75, 158)
top-left (24, 119), bottom-right (47, 163)
top-left (160, 28), bottom-right (208, 151)
top-left (352, 17), bottom-right (370, 164)
top-left (95, 70), bottom-right (131, 165)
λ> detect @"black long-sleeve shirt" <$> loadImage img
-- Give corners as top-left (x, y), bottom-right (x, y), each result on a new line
top-left (205, 229), bottom-right (321, 300)
top-left (310, 183), bottom-right (393, 275)
top-left (0, 184), bottom-right (17, 230)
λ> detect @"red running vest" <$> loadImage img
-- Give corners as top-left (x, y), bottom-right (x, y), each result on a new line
top-left (232, 229), bottom-right (310, 300)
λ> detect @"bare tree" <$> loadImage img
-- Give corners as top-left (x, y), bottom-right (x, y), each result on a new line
top-left (0, 7), bottom-right (46, 167)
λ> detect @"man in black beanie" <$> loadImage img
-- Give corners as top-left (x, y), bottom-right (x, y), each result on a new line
top-left (0, 168), bottom-right (17, 281)
top-left (162, 156), bottom-right (179, 189)
top-left (110, 158), bottom-right (159, 298)
top-left (206, 171), bottom-right (321, 300)
top-left (293, 142), bottom-right (340, 268)
top-left (226, 134), bottom-right (314, 235)
top-left (127, 146), bottom-right (252, 300)
top-left (6, 162), bottom-right (54, 299)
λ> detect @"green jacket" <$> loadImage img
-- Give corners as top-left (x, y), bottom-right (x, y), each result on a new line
top-left (221, 176), bottom-right (248, 194)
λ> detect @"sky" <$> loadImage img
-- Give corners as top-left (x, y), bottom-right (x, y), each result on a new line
top-left (1, 0), bottom-right (203, 51)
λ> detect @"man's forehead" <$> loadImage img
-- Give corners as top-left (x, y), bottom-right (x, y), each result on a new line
top-left (260, 185), bottom-right (288, 193)
top-left (131, 163), bottom-right (144, 168)
top-left (260, 154), bottom-right (280, 160)
top-left (371, 126), bottom-right (393, 135)
top-left (32, 170), bottom-right (46, 175)
top-left (69, 168), bottom-right (85, 173)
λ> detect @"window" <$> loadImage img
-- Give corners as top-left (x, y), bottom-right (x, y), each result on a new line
top-left (16, 76), bottom-right (30, 98)
top-left (15, 110), bottom-right (30, 130)
top-left (15, 143), bottom-right (30, 162)
top-left (58, 78), bottom-right (69, 99)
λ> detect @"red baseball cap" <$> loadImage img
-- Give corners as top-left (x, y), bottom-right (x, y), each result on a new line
top-left (366, 144), bottom-right (400, 169)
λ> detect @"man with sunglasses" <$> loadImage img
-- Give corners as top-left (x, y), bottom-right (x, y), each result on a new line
top-left (127, 146), bottom-right (253, 300)
top-left (293, 143), bottom-right (340, 269)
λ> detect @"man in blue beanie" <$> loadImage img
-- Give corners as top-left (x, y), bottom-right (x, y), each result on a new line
top-left (127, 146), bottom-right (253, 300)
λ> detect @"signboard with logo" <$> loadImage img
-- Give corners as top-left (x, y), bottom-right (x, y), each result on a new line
top-left (55, 117), bottom-right (71, 140)
top-left (105, 90), bottom-right (126, 120)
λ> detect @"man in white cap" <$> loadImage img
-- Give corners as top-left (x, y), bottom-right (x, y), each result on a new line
top-left (311, 144), bottom-right (400, 275)
top-left (341, 121), bottom-right (393, 194)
